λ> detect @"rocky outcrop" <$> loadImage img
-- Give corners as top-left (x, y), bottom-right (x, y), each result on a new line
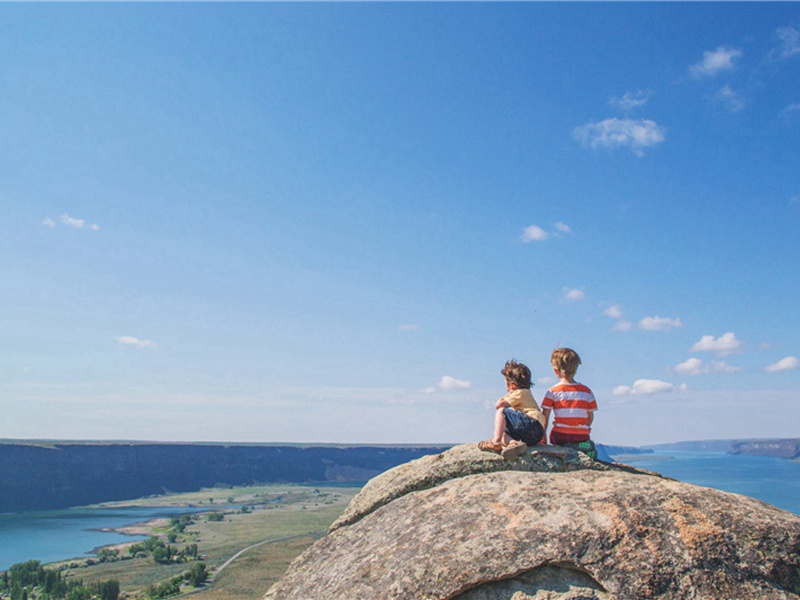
top-left (266, 443), bottom-right (800, 600)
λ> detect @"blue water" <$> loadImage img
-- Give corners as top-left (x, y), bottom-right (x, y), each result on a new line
top-left (0, 506), bottom-right (206, 571)
top-left (624, 451), bottom-right (800, 515)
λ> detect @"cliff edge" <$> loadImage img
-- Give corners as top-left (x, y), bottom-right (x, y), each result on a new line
top-left (265, 443), bottom-right (800, 599)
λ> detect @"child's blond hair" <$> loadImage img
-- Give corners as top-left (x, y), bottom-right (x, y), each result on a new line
top-left (551, 347), bottom-right (582, 379)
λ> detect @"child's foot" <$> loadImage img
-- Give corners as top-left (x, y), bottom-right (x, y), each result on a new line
top-left (478, 440), bottom-right (503, 453)
top-left (501, 440), bottom-right (527, 460)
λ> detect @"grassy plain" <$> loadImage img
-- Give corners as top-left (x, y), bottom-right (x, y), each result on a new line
top-left (51, 484), bottom-right (360, 599)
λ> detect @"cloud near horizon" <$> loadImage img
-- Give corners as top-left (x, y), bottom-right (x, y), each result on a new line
top-left (613, 379), bottom-right (687, 396)
top-left (423, 375), bottom-right (472, 394)
top-left (690, 332), bottom-right (742, 356)
top-left (765, 356), bottom-right (799, 373)
top-left (690, 46), bottom-right (742, 78)
top-left (573, 118), bottom-right (666, 156)
top-left (675, 357), bottom-right (740, 375)
top-left (116, 336), bottom-right (157, 348)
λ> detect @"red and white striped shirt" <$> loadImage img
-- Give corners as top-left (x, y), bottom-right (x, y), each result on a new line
top-left (542, 382), bottom-right (597, 435)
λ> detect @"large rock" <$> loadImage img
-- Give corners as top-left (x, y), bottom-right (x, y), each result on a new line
top-left (265, 444), bottom-right (800, 599)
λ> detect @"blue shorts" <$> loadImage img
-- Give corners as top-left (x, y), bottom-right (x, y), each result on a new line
top-left (503, 407), bottom-right (544, 446)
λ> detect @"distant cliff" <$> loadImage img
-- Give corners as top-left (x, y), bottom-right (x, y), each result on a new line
top-left (729, 439), bottom-right (800, 459)
top-left (0, 442), bottom-right (449, 513)
top-left (646, 438), bottom-right (800, 458)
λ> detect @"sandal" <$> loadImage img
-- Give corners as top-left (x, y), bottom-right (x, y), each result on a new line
top-left (478, 440), bottom-right (503, 453)
top-left (501, 440), bottom-right (528, 460)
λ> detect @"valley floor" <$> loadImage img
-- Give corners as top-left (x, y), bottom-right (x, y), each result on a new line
top-left (47, 484), bottom-right (361, 599)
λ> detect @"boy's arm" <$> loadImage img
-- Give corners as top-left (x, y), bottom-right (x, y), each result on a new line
top-left (495, 396), bottom-right (511, 409)
top-left (587, 411), bottom-right (594, 427)
top-left (542, 408), bottom-right (551, 430)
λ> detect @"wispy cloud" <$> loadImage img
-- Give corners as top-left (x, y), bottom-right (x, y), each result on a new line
top-left (116, 336), bottom-right (157, 348)
top-left (714, 85), bottom-right (746, 113)
top-left (521, 222), bottom-right (573, 243)
top-left (690, 332), bottom-right (743, 356)
top-left (675, 357), bottom-right (740, 375)
top-left (765, 356), bottom-right (799, 373)
top-left (690, 46), bottom-right (742, 78)
top-left (554, 222), bottom-right (572, 234)
top-left (521, 224), bottom-right (549, 242)
top-left (611, 320), bottom-right (633, 332)
top-left (780, 102), bottom-right (800, 119)
top-left (422, 375), bottom-right (472, 394)
top-left (44, 213), bottom-right (101, 231)
top-left (639, 316), bottom-right (684, 331)
top-left (775, 26), bottom-right (800, 59)
top-left (398, 324), bottom-right (419, 332)
top-left (613, 379), bottom-right (687, 396)
top-left (604, 305), bottom-right (623, 319)
top-left (573, 118), bottom-right (666, 156)
top-left (609, 90), bottom-right (653, 111)
top-left (562, 288), bottom-right (585, 302)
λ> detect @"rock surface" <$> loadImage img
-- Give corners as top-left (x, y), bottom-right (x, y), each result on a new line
top-left (265, 444), bottom-right (800, 600)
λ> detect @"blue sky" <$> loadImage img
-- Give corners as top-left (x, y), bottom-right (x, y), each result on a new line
top-left (1, 3), bottom-right (798, 447)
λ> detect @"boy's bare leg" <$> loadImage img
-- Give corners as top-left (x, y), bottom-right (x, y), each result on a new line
top-left (492, 408), bottom-right (513, 445)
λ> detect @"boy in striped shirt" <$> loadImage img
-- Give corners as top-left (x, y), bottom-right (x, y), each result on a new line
top-left (542, 347), bottom-right (598, 447)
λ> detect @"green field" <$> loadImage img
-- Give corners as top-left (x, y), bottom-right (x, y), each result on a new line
top-left (49, 484), bottom-right (360, 599)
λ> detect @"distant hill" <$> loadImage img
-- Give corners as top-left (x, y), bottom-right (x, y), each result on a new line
top-left (0, 441), bottom-right (451, 513)
top-left (643, 438), bottom-right (800, 458)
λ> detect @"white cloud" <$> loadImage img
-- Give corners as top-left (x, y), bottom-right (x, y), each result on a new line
top-left (690, 46), bottom-right (742, 78)
top-left (423, 375), bottom-right (472, 394)
top-left (776, 26), bottom-right (800, 59)
top-left (554, 222), bottom-right (572, 234)
top-left (690, 332), bottom-right (742, 356)
top-left (521, 224), bottom-right (549, 242)
top-left (639, 316), bottom-right (684, 331)
top-left (612, 379), bottom-right (677, 396)
top-left (765, 356), bottom-right (800, 373)
top-left (61, 214), bottom-right (86, 228)
top-left (398, 324), bottom-right (419, 332)
top-left (604, 305), bottom-right (623, 319)
top-left (563, 288), bottom-right (585, 302)
top-left (51, 213), bottom-right (100, 231)
top-left (573, 118), bottom-right (666, 156)
top-left (609, 90), bottom-right (653, 111)
top-left (780, 103), bottom-right (800, 119)
top-left (714, 85), bottom-right (746, 113)
top-left (612, 320), bottom-right (633, 332)
top-left (675, 357), bottom-right (740, 375)
top-left (116, 336), bottom-right (157, 348)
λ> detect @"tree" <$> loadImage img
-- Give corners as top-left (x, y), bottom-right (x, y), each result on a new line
top-left (186, 563), bottom-right (207, 587)
top-left (97, 580), bottom-right (120, 600)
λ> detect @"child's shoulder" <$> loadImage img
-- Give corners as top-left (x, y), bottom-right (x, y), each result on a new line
top-left (548, 381), bottom-right (593, 394)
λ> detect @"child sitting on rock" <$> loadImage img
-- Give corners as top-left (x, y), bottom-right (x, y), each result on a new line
top-left (542, 347), bottom-right (598, 459)
top-left (479, 359), bottom-right (546, 460)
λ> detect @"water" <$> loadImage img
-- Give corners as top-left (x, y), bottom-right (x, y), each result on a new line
top-left (622, 451), bottom-right (800, 515)
top-left (0, 506), bottom-right (206, 571)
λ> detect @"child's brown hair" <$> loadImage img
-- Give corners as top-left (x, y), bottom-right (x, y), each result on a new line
top-left (501, 359), bottom-right (532, 389)
top-left (551, 347), bottom-right (582, 379)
